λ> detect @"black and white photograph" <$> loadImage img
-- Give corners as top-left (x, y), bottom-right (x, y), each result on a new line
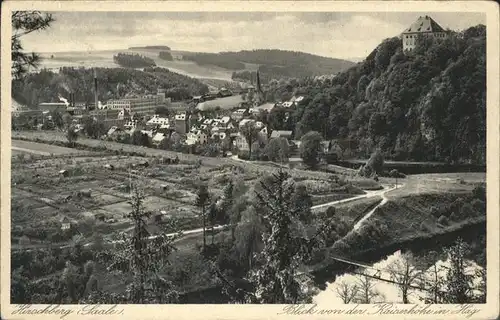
top-left (1, 1), bottom-right (499, 318)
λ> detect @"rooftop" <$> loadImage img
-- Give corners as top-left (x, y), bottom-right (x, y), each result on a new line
top-left (403, 15), bottom-right (446, 34)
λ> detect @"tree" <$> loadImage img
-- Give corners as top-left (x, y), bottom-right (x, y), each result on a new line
top-left (218, 180), bottom-right (236, 238)
top-left (51, 110), bottom-right (64, 130)
top-left (292, 184), bottom-right (313, 223)
top-left (299, 131), bottom-right (323, 168)
top-left (364, 149), bottom-right (384, 176)
top-left (246, 169), bottom-right (332, 303)
top-left (131, 130), bottom-right (150, 147)
top-left (154, 106), bottom-right (171, 117)
top-left (208, 202), bottom-right (218, 245)
top-left (12, 11), bottom-right (54, 79)
top-left (443, 238), bottom-right (475, 303)
top-left (234, 205), bottom-right (264, 271)
top-left (354, 274), bottom-right (384, 303)
top-left (99, 183), bottom-right (181, 303)
top-left (66, 125), bottom-right (78, 147)
top-left (240, 121), bottom-right (260, 160)
top-left (195, 184), bottom-right (210, 249)
top-left (386, 251), bottom-right (424, 303)
top-left (334, 278), bottom-right (359, 304)
top-left (82, 116), bottom-right (105, 139)
top-left (11, 267), bottom-right (32, 303)
top-left (265, 137), bottom-right (289, 163)
top-left (421, 250), bottom-right (446, 304)
top-left (62, 113), bottom-right (73, 128)
top-left (474, 268), bottom-right (486, 303)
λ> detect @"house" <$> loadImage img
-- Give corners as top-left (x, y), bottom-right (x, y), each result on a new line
top-left (248, 108), bottom-right (261, 115)
top-left (141, 130), bottom-right (154, 138)
top-left (124, 119), bottom-right (139, 130)
top-left (320, 140), bottom-right (333, 154)
top-left (219, 116), bottom-right (234, 130)
top-left (401, 15), bottom-right (449, 52)
top-left (291, 96), bottom-right (304, 103)
top-left (282, 101), bottom-right (295, 108)
top-left (147, 114), bottom-right (170, 128)
top-left (231, 108), bottom-right (247, 121)
top-left (186, 129), bottom-right (208, 146)
top-left (152, 133), bottom-right (166, 145)
top-left (217, 88), bottom-right (233, 98)
top-left (211, 132), bottom-right (227, 141)
top-left (59, 170), bottom-right (69, 177)
top-left (234, 133), bottom-right (249, 151)
top-left (254, 103), bottom-right (275, 111)
top-left (175, 113), bottom-right (189, 134)
top-left (107, 126), bottom-right (122, 136)
top-left (203, 118), bottom-right (214, 126)
top-left (60, 216), bottom-right (71, 230)
top-left (117, 109), bottom-right (130, 120)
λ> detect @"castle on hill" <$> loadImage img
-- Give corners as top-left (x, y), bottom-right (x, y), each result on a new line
top-left (401, 15), bottom-right (449, 52)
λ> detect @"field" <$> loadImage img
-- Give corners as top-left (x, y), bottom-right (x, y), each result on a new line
top-left (11, 136), bottom-right (379, 250)
top-left (196, 95), bottom-right (245, 111)
top-left (12, 140), bottom-right (89, 156)
top-left (13, 131), bottom-right (385, 185)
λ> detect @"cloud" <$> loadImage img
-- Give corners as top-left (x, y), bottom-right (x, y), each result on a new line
top-left (21, 11), bottom-right (485, 59)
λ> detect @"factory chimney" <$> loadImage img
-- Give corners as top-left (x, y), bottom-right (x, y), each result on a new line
top-left (94, 69), bottom-right (99, 110)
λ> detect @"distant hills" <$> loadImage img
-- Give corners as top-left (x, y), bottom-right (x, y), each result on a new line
top-left (129, 45), bottom-right (171, 51)
top-left (181, 49), bottom-right (356, 82)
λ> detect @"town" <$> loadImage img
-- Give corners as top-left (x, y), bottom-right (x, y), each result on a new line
top-left (13, 70), bottom-right (308, 162)
top-left (9, 10), bottom-right (488, 308)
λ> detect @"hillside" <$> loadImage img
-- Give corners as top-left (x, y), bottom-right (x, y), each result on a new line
top-left (182, 49), bottom-right (355, 81)
top-left (129, 45), bottom-right (171, 50)
top-left (268, 25), bottom-right (486, 164)
top-left (113, 53), bottom-right (156, 68)
top-left (12, 67), bottom-right (209, 106)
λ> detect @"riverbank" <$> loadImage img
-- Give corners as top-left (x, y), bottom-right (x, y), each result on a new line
top-left (310, 217), bottom-right (486, 287)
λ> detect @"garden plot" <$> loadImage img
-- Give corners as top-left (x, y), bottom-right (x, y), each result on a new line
top-left (100, 196), bottom-right (179, 216)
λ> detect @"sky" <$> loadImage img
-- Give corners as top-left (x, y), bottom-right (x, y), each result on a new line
top-left (20, 12), bottom-right (485, 60)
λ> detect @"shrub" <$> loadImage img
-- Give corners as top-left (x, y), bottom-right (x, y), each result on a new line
top-left (450, 211), bottom-right (460, 221)
top-left (389, 169), bottom-right (406, 178)
top-left (471, 198), bottom-right (486, 214)
top-left (420, 222), bottom-right (430, 232)
top-left (472, 184), bottom-right (486, 201)
top-left (238, 150), bottom-right (250, 160)
top-left (430, 206), bottom-right (441, 218)
top-left (437, 215), bottom-right (448, 226)
top-left (459, 202), bottom-right (474, 218)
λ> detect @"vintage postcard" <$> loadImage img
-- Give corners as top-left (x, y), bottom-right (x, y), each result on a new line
top-left (1, 1), bottom-right (499, 319)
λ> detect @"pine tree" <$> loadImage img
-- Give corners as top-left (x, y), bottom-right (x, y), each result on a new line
top-left (98, 183), bottom-right (181, 303)
top-left (195, 184), bottom-right (210, 249)
top-left (12, 11), bottom-right (54, 79)
top-left (248, 169), bottom-right (330, 303)
top-left (444, 238), bottom-right (475, 303)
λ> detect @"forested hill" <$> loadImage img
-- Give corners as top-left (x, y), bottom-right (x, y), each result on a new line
top-left (270, 25), bottom-right (486, 164)
top-left (182, 49), bottom-right (355, 81)
top-left (12, 67), bottom-right (209, 107)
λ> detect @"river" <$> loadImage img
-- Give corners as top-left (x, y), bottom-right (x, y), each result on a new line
top-left (313, 249), bottom-right (484, 304)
